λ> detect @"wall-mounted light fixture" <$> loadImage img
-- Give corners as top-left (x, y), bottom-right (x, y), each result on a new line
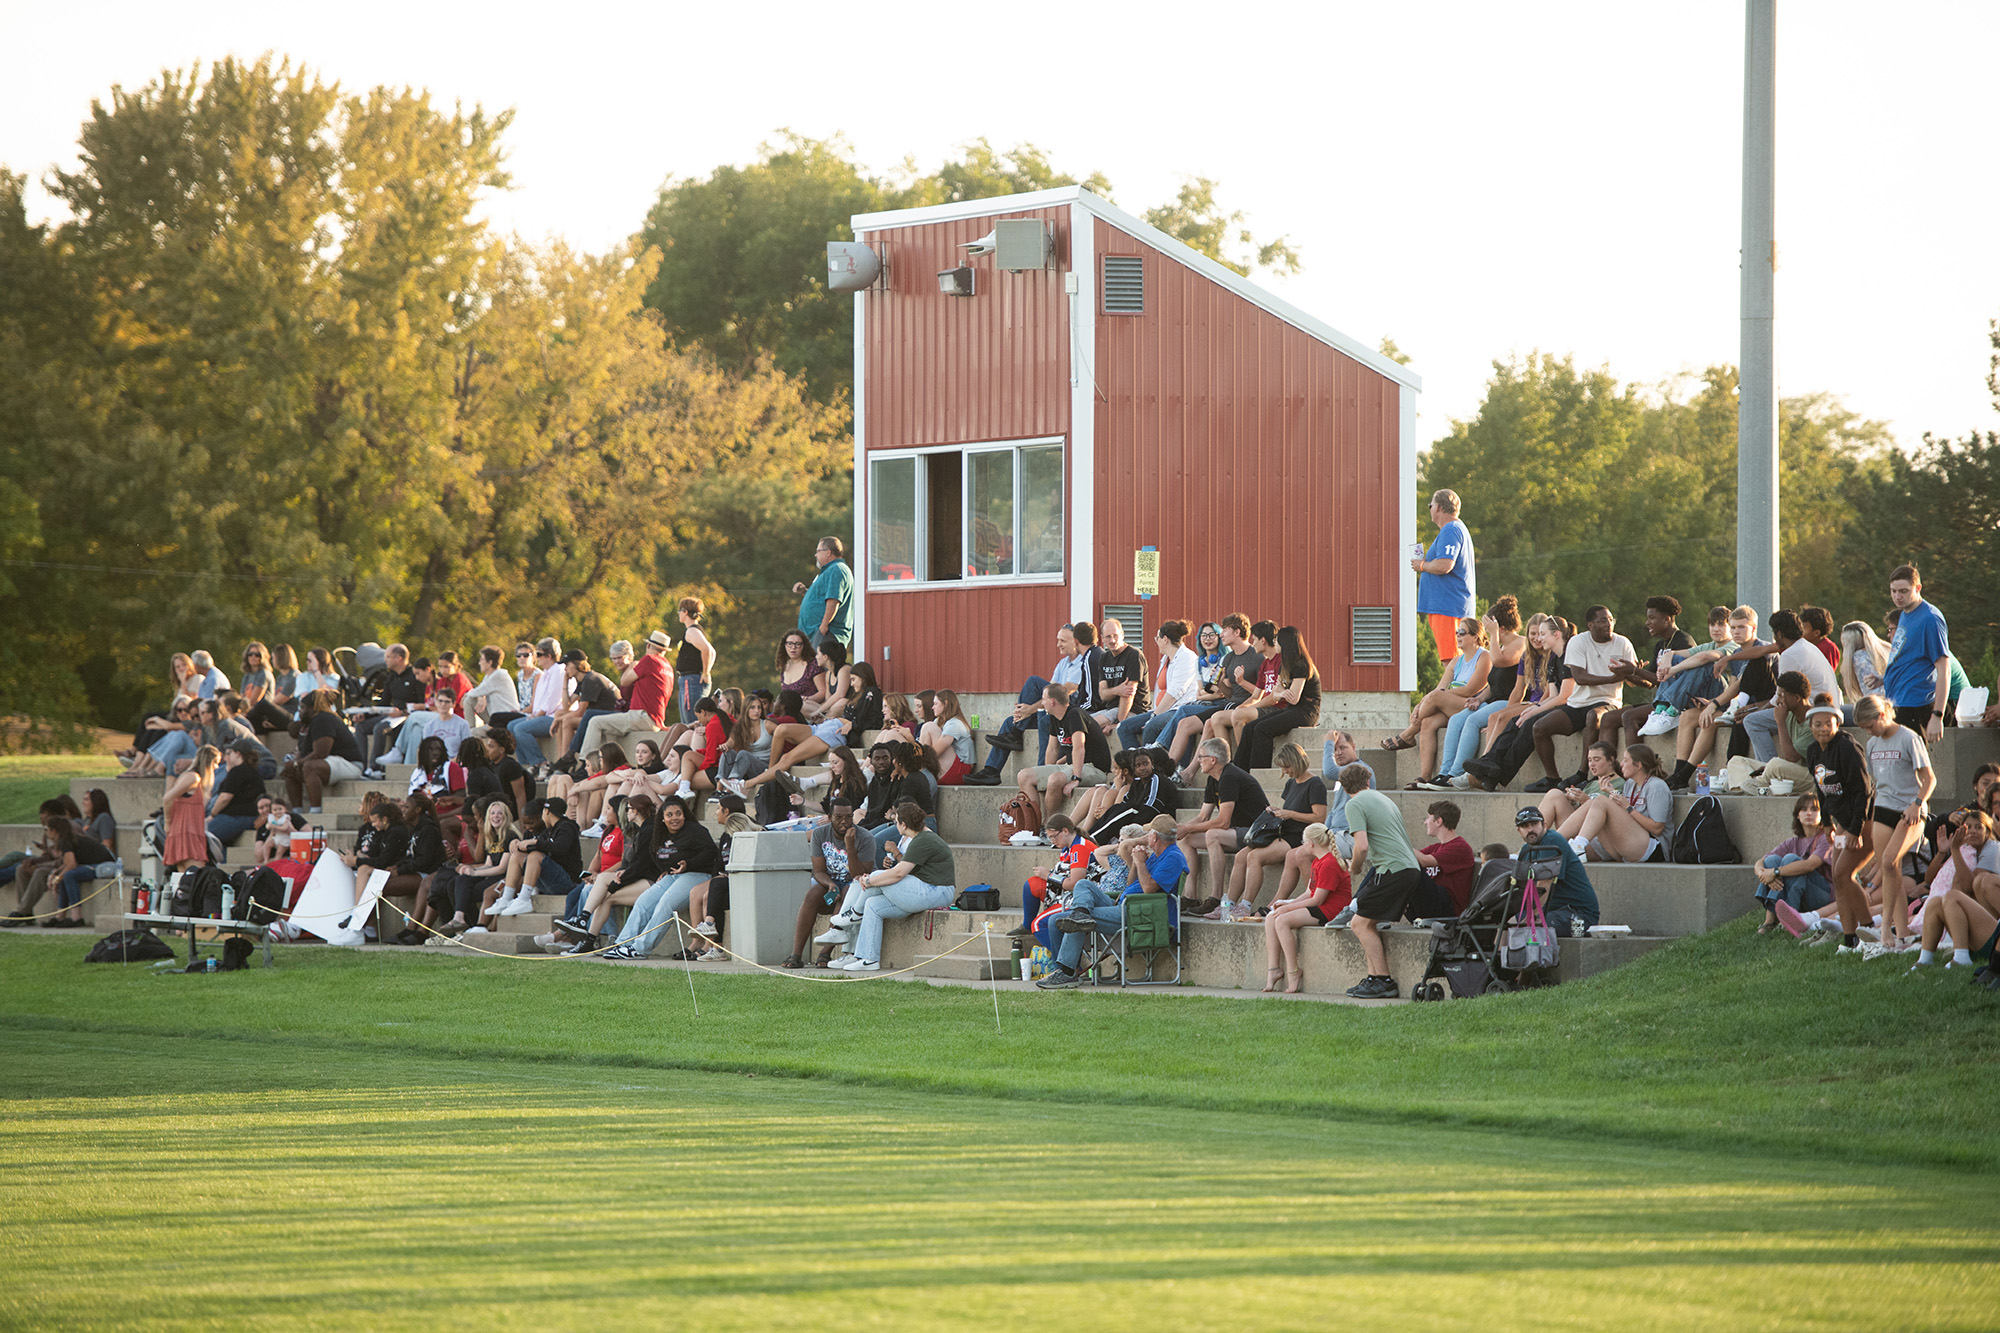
top-left (937, 265), bottom-right (975, 297)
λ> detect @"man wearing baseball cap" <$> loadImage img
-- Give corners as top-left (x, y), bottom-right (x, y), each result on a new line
top-left (1511, 806), bottom-right (1600, 937)
top-left (577, 629), bottom-right (674, 760)
top-left (1036, 815), bottom-right (1187, 989)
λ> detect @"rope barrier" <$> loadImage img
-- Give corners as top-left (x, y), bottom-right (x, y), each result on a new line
top-left (6, 875), bottom-right (121, 922)
top-left (360, 895), bottom-right (1003, 980)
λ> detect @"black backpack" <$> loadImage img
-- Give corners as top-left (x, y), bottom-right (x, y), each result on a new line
top-left (85, 928), bottom-right (177, 963)
top-left (170, 865), bottom-right (230, 917)
top-left (230, 866), bottom-right (288, 923)
top-left (1669, 796), bottom-right (1741, 864)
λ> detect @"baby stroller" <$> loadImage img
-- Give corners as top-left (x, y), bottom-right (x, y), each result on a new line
top-left (333, 644), bottom-right (389, 711)
top-left (1411, 841), bottom-right (1563, 1000)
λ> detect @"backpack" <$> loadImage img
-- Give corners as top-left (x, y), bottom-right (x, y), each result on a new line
top-left (1669, 795), bottom-right (1740, 864)
top-left (755, 772), bottom-right (799, 826)
top-left (170, 865), bottom-right (230, 918)
top-left (230, 866), bottom-right (289, 923)
top-left (998, 794), bottom-right (1042, 843)
top-left (84, 928), bottom-right (177, 963)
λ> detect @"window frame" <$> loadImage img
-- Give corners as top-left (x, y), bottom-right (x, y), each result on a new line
top-left (865, 436), bottom-right (1065, 591)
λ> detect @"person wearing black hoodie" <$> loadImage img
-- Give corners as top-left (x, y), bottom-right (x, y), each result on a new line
top-left (602, 797), bottom-right (720, 959)
top-left (1800, 701), bottom-right (1875, 953)
top-left (389, 792), bottom-right (449, 944)
top-left (490, 796), bottom-right (585, 921)
top-left (551, 796), bottom-right (666, 949)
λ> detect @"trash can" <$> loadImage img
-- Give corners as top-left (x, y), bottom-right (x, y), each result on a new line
top-left (726, 830), bottom-right (814, 965)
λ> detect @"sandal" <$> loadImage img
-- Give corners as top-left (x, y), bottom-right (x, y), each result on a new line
top-left (1381, 734), bottom-right (1415, 751)
top-left (1261, 966), bottom-right (1283, 993)
top-left (781, 954), bottom-right (804, 969)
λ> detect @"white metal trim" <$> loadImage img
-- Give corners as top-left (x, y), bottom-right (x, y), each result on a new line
top-left (1398, 382), bottom-right (1418, 693)
top-left (1068, 200), bottom-right (1096, 628)
top-left (852, 286), bottom-right (867, 661)
top-left (863, 438), bottom-right (1067, 590)
top-left (852, 187), bottom-right (1421, 392)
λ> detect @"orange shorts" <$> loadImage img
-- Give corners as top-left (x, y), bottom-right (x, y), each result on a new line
top-left (1428, 612), bottom-right (1461, 661)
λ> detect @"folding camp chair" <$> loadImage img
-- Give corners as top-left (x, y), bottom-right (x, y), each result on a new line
top-left (1075, 890), bottom-right (1181, 987)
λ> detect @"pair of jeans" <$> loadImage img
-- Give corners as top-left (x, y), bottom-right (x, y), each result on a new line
top-left (1242, 703), bottom-right (1318, 769)
top-left (1053, 880), bottom-right (1132, 972)
top-left (148, 729), bottom-right (196, 771)
top-left (1654, 664), bottom-right (1724, 711)
top-left (1439, 699), bottom-right (1509, 778)
top-left (982, 676), bottom-right (1053, 771)
top-left (618, 871), bottom-right (709, 956)
top-left (1739, 708), bottom-right (1779, 763)
top-left (565, 709), bottom-right (617, 756)
top-left (57, 859), bottom-right (122, 909)
top-left (1756, 853), bottom-right (1833, 911)
top-left (207, 812), bottom-right (258, 845)
top-left (675, 674), bottom-right (706, 726)
top-left (855, 876), bottom-right (955, 962)
top-left (1114, 709), bottom-right (1164, 752)
top-left (509, 714), bottom-right (556, 767)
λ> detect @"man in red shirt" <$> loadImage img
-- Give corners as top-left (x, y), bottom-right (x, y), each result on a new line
top-left (1009, 814), bottom-right (1097, 948)
top-left (1415, 800), bottom-right (1478, 913)
top-left (578, 629), bottom-right (672, 758)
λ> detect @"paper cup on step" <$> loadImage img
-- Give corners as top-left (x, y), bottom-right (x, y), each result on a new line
top-left (1769, 779), bottom-right (1794, 796)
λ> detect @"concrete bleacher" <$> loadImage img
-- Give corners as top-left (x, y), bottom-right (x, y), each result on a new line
top-left (12, 721), bottom-right (1996, 998)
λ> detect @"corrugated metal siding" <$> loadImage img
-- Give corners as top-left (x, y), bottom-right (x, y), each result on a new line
top-left (857, 207), bottom-right (1071, 448)
top-left (864, 584), bottom-right (1071, 694)
top-left (1092, 218), bottom-right (1403, 693)
top-left (855, 206), bottom-right (1075, 693)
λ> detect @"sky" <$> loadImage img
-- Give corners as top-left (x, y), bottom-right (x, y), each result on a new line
top-left (3, 0), bottom-right (1995, 449)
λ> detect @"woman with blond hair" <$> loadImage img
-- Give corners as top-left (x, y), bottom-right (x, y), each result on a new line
top-left (1838, 621), bottom-right (1891, 716)
top-left (162, 745), bottom-right (220, 873)
top-left (1431, 599), bottom-right (1531, 787)
top-left (1260, 823), bottom-right (1352, 993)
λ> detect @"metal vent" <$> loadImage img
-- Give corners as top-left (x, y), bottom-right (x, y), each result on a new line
top-left (1103, 604), bottom-right (1145, 645)
top-left (1351, 606), bottom-right (1395, 666)
top-left (1102, 255), bottom-right (1144, 314)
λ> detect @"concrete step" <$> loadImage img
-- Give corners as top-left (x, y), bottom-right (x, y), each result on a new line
top-left (911, 952), bottom-right (1016, 981)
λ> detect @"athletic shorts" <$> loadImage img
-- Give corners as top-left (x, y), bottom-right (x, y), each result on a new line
top-left (1355, 866), bottom-right (1454, 922)
top-left (1429, 613), bottom-right (1461, 661)
top-left (1552, 702), bottom-right (1610, 730)
top-left (1872, 804), bottom-right (1907, 833)
top-left (1305, 903), bottom-right (1331, 924)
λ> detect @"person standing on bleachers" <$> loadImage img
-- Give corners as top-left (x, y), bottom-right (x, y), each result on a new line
top-left (1412, 489), bottom-right (1476, 665)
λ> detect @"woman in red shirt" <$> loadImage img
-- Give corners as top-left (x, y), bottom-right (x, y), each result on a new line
top-left (1260, 823), bottom-right (1352, 993)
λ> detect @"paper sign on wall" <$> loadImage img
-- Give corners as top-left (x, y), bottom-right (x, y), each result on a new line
top-left (1133, 547), bottom-right (1159, 599)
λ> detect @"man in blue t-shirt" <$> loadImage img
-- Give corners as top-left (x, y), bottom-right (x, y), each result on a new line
top-left (1036, 815), bottom-right (1186, 988)
top-left (1511, 807), bottom-right (1599, 936)
top-left (792, 537), bottom-right (855, 648)
top-left (1883, 564), bottom-right (1949, 743)
top-left (1413, 489), bottom-right (1476, 661)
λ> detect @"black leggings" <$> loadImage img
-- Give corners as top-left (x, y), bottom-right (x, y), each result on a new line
top-left (1243, 704), bottom-right (1318, 769)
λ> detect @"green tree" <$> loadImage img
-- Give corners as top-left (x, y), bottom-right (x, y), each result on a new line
top-left (1420, 356), bottom-right (1889, 629)
top-left (903, 138), bottom-right (1113, 206)
top-left (1143, 178), bottom-right (1301, 278)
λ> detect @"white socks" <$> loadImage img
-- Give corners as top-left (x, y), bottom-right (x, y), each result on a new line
top-left (1954, 949), bottom-right (1973, 966)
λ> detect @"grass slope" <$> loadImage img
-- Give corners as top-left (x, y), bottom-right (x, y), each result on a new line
top-left (2, 1028), bottom-right (1996, 1330)
top-left (0, 754), bottom-right (120, 823)
top-left (3, 918), bottom-right (1997, 1172)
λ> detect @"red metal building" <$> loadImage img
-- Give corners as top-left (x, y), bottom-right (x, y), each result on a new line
top-left (841, 187), bottom-right (1419, 698)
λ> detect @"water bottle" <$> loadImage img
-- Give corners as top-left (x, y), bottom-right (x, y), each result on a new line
top-left (1694, 763), bottom-right (1710, 797)
top-left (204, 957), bottom-right (217, 973)
top-left (220, 886), bottom-right (235, 922)
top-left (1010, 941), bottom-right (1023, 980)
top-left (135, 887), bottom-right (150, 916)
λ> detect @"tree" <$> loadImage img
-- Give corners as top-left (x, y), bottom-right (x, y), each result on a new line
top-left (1143, 178), bottom-right (1301, 278)
top-left (1378, 336), bottom-right (1412, 366)
top-left (903, 138), bottom-right (1113, 206)
top-left (1420, 356), bottom-right (1890, 629)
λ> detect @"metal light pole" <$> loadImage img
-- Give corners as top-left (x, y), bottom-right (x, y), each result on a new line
top-left (1737, 0), bottom-right (1779, 613)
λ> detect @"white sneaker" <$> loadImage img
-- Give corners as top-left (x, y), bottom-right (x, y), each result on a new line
top-left (1856, 925), bottom-right (1881, 942)
top-left (1858, 941), bottom-right (1889, 961)
top-left (676, 783), bottom-right (695, 800)
top-left (581, 821), bottom-right (605, 839)
top-left (489, 888), bottom-right (518, 915)
top-left (500, 891), bottom-right (537, 916)
top-left (1448, 774), bottom-right (1471, 789)
top-left (1834, 943), bottom-right (1862, 956)
top-left (814, 925), bottom-right (852, 945)
top-left (830, 909), bottom-right (863, 928)
top-left (463, 925), bottom-right (488, 935)
top-left (1637, 708), bottom-right (1677, 737)
top-left (1568, 836), bottom-right (1590, 857)
top-left (840, 956), bottom-right (880, 972)
top-left (693, 920), bottom-right (718, 938)
top-left (722, 778), bottom-right (747, 798)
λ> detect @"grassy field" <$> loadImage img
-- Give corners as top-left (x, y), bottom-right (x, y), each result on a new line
top-left (0, 753), bottom-right (122, 823)
top-left (3, 926), bottom-right (1998, 1327)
